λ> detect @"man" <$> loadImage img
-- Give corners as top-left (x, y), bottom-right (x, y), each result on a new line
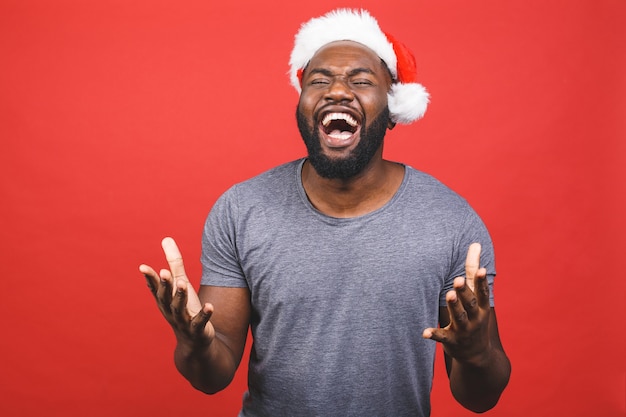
top-left (140, 9), bottom-right (511, 416)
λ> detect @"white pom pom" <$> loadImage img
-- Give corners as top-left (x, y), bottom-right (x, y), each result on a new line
top-left (388, 83), bottom-right (430, 124)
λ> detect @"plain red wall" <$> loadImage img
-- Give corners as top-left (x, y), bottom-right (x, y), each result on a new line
top-left (1, 1), bottom-right (624, 416)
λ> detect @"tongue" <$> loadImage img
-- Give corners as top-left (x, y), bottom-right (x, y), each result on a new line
top-left (328, 130), bottom-right (352, 140)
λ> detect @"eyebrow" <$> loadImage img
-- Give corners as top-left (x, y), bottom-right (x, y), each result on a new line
top-left (306, 67), bottom-right (377, 77)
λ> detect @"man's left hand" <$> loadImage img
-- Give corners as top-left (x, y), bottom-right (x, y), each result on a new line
top-left (423, 243), bottom-right (492, 366)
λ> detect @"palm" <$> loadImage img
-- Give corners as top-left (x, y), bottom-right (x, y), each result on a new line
top-left (140, 237), bottom-right (215, 342)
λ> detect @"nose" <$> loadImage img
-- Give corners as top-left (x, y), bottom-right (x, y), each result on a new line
top-left (324, 78), bottom-right (354, 102)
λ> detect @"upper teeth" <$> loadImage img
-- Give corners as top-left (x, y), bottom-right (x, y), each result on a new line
top-left (322, 113), bottom-right (358, 127)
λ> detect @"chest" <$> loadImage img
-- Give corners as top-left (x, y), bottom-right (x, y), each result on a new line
top-left (236, 210), bottom-right (455, 322)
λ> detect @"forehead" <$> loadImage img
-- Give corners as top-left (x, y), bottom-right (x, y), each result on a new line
top-left (307, 40), bottom-right (387, 73)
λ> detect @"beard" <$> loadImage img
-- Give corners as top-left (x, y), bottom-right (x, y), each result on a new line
top-left (296, 106), bottom-right (390, 179)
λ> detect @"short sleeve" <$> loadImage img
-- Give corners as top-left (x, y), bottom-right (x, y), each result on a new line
top-left (200, 186), bottom-right (249, 288)
top-left (439, 207), bottom-right (497, 307)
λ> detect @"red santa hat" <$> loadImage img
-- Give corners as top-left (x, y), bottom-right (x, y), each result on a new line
top-left (289, 9), bottom-right (429, 124)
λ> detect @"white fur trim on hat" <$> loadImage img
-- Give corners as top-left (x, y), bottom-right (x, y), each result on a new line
top-left (289, 8), bottom-right (429, 124)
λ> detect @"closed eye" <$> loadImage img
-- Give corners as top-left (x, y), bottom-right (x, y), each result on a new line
top-left (310, 79), bottom-right (330, 85)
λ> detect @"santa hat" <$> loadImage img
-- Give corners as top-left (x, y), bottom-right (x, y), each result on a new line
top-left (289, 9), bottom-right (429, 124)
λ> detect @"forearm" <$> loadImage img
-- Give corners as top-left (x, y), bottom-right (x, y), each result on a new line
top-left (448, 346), bottom-right (511, 413)
top-left (174, 335), bottom-right (239, 394)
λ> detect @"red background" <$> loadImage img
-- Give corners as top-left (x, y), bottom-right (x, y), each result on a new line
top-left (1, 1), bottom-right (625, 416)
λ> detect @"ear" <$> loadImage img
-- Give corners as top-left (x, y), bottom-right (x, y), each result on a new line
top-left (387, 119), bottom-right (396, 130)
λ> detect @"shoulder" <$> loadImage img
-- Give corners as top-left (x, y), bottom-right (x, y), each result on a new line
top-left (209, 159), bottom-right (305, 223)
top-left (401, 165), bottom-right (471, 212)
top-left (217, 159), bottom-right (303, 203)
top-left (230, 159), bottom-right (301, 194)
top-left (394, 166), bottom-right (491, 245)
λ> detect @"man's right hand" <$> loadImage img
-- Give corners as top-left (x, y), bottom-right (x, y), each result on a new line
top-left (140, 237), bottom-right (215, 347)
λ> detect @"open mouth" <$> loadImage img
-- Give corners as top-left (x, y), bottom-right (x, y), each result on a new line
top-left (320, 112), bottom-right (360, 142)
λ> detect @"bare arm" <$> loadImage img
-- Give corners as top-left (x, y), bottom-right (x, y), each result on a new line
top-left (437, 306), bottom-right (510, 412)
top-left (140, 237), bottom-right (251, 394)
top-left (172, 285), bottom-right (250, 394)
top-left (423, 243), bottom-right (511, 412)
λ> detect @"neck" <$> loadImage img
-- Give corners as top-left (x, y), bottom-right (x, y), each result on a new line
top-left (301, 156), bottom-right (404, 218)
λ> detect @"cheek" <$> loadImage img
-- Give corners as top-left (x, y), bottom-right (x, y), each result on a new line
top-left (297, 93), bottom-right (320, 119)
top-left (363, 94), bottom-right (389, 118)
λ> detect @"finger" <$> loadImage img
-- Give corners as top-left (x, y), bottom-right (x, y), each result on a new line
top-left (139, 264), bottom-right (159, 296)
top-left (157, 268), bottom-right (174, 313)
top-left (464, 242), bottom-right (482, 292)
top-left (453, 276), bottom-right (480, 320)
top-left (162, 237), bottom-right (189, 288)
top-left (423, 326), bottom-right (454, 345)
top-left (190, 303), bottom-right (214, 337)
top-left (473, 267), bottom-right (491, 309)
top-left (171, 279), bottom-right (191, 325)
top-left (445, 289), bottom-right (470, 331)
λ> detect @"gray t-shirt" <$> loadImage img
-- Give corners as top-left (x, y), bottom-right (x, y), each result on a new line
top-left (201, 159), bottom-right (496, 417)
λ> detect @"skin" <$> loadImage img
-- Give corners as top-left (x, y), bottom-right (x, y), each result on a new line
top-left (140, 40), bottom-right (510, 411)
top-left (297, 41), bottom-right (403, 217)
top-left (140, 238), bottom-right (250, 394)
top-left (424, 243), bottom-right (511, 412)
